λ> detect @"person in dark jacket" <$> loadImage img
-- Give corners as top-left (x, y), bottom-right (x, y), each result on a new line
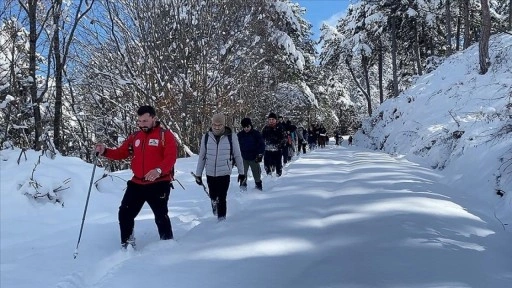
top-left (194, 113), bottom-right (245, 221)
top-left (237, 118), bottom-right (265, 190)
top-left (296, 126), bottom-right (307, 154)
top-left (262, 112), bottom-right (286, 177)
top-left (95, 105), bottom-right (177, 250)
top-left (277, 116), bottom-right (289, 165)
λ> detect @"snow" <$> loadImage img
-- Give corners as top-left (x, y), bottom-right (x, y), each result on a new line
top-left (1, 146), bottom-right (511, 287)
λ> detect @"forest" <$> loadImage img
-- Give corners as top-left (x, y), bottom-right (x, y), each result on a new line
top-left (1, 0), bottom-right (511, 167)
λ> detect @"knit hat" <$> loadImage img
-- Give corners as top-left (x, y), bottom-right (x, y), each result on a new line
top-left (241, 117), bottom-right (252, 127)
top-left (211, 113), bottom-right (226, 125)
top-left (268, 112), bottom-right (277, 119)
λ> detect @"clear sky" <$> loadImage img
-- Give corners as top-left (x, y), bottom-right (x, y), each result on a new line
top-left (295, 0), bottom-right (352, 40)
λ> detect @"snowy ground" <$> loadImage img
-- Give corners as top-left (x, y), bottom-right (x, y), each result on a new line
top-left (1, 143), bottom-right (511, 288)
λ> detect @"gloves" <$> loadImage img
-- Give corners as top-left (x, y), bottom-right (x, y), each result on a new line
top-left (237, 174), bottom-right (246, 184)
top-left (195, 176), bottom-right (203, 186)
top-left (255, 154), bottom-right (263, 163)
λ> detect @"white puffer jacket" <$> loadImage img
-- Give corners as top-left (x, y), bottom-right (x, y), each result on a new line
top-left (195, 127), bottom-right (244, 177)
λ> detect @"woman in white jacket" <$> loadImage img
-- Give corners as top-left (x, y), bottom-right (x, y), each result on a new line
top-left (194, 113), bottom-right (245, 220)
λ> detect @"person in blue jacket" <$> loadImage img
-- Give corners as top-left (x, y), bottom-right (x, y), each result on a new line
top-left (237, 117), bottom-right (265, 190)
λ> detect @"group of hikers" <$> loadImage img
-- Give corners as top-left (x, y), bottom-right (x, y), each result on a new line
top-left (94, 105), bottom-right (353, 249)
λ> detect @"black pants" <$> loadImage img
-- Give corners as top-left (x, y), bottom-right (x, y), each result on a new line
top-left (119, 180), bottom-right (173, 243)
top-left (206, 175), bottom-right (230, 218)
top-left (299, 142), bottom-right (307, 154)
top-left (264, 150), bottom-right (282, 175)
top-left (281, 146), bottom-right (288, 164)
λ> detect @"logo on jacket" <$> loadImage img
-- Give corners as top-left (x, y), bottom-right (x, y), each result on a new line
top-left (149, 139), bottom-right (159, 146)
top-left (135, 139), bottom-right (141, 147)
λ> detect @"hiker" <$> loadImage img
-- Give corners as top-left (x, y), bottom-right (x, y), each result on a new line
top-left (94, 105), bottom-right (177, 249)
top-left (296, 126), bottom-right (307, 154)
top-left (277, 115), bottom-right (289, 165)
top-left (262, 112), bottom-right (286, 177)
top-left (237, 117), bottom-right (265, 190)
top-left (348, 135), bottom-right (353, 146)
top-left (335, 131), bottom-right (341, 145)
top-left (194, 113), bottom-right (245, 220)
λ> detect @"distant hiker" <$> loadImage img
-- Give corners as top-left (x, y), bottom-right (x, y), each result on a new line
top-left (94, 105), bottom-right (177, 250)
top-left (194, 113), bottom-right (245, 221)
top-left (335, 131), bottom-right (341, 145)
top-left (348, 135), bottom-right (353, 146)
top-left (318, 123), bottom-right (327, 148)
top-left (277, 115), bottom-right (289, 165)
top-left (286, 120), bottom-right (297, 161)
top-left (308, 124), bottom-right (317, 150)
top-left (262, 112), bottom-right (285, 177)
top-left (296, 126), bottom-right (307, 154)
top-left (237, 117), bottom-right (265, 191)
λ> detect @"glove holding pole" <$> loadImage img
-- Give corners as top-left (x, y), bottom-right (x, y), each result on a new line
top-left (191, 172), bottom-right (209, 196)
top-left (237, 174), bottom-right (246, 184)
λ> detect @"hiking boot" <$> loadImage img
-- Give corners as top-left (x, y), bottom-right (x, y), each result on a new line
top-left (211, 199), bottom-right (218, 216)
top-left (121, 233), bottom-right (136, 250)
top-left (255, 181), bottom-right (262, 191)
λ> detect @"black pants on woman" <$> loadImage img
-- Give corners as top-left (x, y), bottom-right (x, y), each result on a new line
top-left (206, 175), bottom-right (230, 219)
top-left (118, 180), bottom-right (173, 244)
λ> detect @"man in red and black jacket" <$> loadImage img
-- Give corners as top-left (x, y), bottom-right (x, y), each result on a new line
top-left (95, 105), bottom-right (177, 249)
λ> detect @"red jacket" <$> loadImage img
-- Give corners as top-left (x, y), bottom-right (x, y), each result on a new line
top-left (104, 124), bottom-right (177, 185)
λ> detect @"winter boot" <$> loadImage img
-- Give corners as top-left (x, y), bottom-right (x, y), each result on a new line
top-left (211, 199), bottom-right (218, 216)
top-left (121, 233), bottom-right (136, 250)
top-left (255, 181), bottom-right (262, 191)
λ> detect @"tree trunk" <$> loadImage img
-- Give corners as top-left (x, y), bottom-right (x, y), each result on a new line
top-left (53, 0), bottom-right (63, 152)
top-left (27, 0), bottom-right (43, 150)
top-left (479, 0), bottom-right (491, 74)
top-left (463, 0), bottom-right (471, 49)
top-left (391, 16), bottom-right (399, 97)
top-left (345, 57), bottom-right (372, 116)
top-left (445, 0), bottom-right (453, 56)
top-left (509, 0), bottom-right (512, 30)
top-left (413, 19), bottom-right (423, 75)
top-left (455, 1), bottom-right (461, 51)
top-left (378, 40), bottom-right (383, 104)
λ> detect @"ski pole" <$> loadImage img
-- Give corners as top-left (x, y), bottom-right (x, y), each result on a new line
top-left (73, 152), bottom-right (99, 259)
top-left (174, 178), bottom-right (185, 190)
top-left (191, 172), bottom-right (209, 197)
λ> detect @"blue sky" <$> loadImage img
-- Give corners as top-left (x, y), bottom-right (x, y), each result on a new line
top-left (295, 0), bottom-right (351, 40)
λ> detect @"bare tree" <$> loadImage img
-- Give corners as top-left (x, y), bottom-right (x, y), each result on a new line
top-left (50, 0), bottom-right (95, 152)
top-left (17, 0), bottom-right (47, 150)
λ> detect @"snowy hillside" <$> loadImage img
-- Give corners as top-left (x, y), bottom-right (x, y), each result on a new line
top-left (355, 33), bottom-right (512, 227)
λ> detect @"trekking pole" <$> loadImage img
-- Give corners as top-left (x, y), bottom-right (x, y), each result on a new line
top-left (190, 172), bottom-right (209, 197)
top-left (174, 178), bottom-right (185, 190)
top-left (73, 152), bottom-right (99, 259)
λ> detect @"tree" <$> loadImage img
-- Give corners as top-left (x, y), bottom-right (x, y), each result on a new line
top-left (50, 0), bottom-right (95, 152)
top-left (479, 0), bottom-right (491, 74)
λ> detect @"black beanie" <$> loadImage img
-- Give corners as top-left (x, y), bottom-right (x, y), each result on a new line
top-left (268, 112), bottom-right (277, 119)
top-left (241, 117), bottom-right (252, 127)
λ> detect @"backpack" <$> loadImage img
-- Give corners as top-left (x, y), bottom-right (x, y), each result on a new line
top-left (204, 132), bottom-right (233, 161)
